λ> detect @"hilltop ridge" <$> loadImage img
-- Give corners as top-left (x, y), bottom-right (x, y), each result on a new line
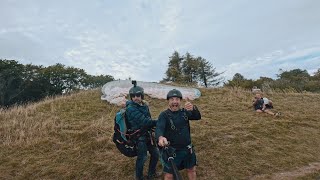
top-left (1, 88), bottom-right (320, 179)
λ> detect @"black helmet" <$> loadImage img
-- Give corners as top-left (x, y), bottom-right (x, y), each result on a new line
top-left (129, 80), bottom-right (144, 99)
top-left (167, 89), bottom-right (182, 100)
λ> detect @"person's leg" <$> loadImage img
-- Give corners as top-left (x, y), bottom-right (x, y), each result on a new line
top-left (183, 147), bottom-right (197, 180)
top-left (255, 109), bottom-right (263, 113)
top-left (164, 173), bottom-right (174, 180)
top-left (264, 109), bottom-right (276, 116)
top-left (136, 141), bottom-right (148, 180)
top-left (161, 149), bottom-right (183, 180)
top-left (147, 143), bottom-right (159, 177)
top-left (187, 166), bottom-right (196, 180)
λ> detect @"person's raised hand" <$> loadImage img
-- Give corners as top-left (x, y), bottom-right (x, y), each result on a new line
top-left (184, 97), bottom-right (194, 111)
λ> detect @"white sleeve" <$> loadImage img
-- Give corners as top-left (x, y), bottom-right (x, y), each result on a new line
top-left (263, 98), bottom-right (269, 104)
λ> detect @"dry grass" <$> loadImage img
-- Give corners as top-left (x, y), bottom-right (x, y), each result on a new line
top-left (1, 88), bottom-right (320, 179)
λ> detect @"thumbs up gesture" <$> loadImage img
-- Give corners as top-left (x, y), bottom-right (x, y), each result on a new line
top-left (184, 97), bottom-right (194, 111)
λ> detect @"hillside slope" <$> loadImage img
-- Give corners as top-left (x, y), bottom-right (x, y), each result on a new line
top-left (1, 88), bottom-right (320, 179)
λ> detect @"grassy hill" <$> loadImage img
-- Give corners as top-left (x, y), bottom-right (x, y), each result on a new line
top-left (1, 88), bottom-right (320, 179)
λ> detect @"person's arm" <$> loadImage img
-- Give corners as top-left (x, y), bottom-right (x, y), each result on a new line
top-left (269, 100), bottom-right (273, 106)
top-left (252, 98), bottom-right (258, 106)
top-left (184, 101), bottom-right (201, 120)
top-left (185, 105), bottom-right (201, 120)
top-left (155, 112), bottom-right (168, 147)
top-left (126, 106), bottom-right (156, 129)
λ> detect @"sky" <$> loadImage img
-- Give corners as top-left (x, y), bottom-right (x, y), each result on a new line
top-left (1, 0), bottom-right (320, 82)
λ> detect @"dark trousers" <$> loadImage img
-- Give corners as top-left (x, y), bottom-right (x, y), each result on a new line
top-left (135, 138), bottom-right (159, 179)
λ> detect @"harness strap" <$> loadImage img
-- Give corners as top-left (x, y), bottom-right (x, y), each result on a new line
top-left (117, 128), bottom-right (141, 136)
top-left (165, 110), bottom-right (176, 130)
top-left (164, 109), bottom-right (189, 131)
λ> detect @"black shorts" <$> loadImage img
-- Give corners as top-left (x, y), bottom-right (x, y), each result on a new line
top-left (254, 104), bottom-right (273, 111)
top-left (265, 104), bottom-right (273, 109)
top-left (161, 148), bottom-right (197, 174)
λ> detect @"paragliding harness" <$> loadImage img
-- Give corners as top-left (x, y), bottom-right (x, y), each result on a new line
top-left (165, 109), bottom-right (189, 132)
top-left (161, 145), bottom-right (184, 180)
top-left (112, 105), bottom-right (142, 157)
top-left (158, 109), bottom-right (195, 180)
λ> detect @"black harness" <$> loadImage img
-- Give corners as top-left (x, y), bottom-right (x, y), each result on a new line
top-left (163, 109), bottom-right (193, 151)
top-left (164, 109), bottom-right (189, 132)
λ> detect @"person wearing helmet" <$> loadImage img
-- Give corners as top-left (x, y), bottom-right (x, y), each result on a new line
top-left (126, 80), bottom-right (159, 180)
top-left (156, 89), bottom-right (201, 180)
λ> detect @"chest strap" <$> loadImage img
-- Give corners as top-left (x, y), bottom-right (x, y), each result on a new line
top-left (164, 109), bottom-right (189, 131)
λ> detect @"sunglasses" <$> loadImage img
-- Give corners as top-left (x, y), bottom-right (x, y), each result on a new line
top-left (130, 93), bottom-right (142, 98)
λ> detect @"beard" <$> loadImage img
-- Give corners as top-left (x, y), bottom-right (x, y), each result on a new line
top-left (133, 98), bottom-right (142, 104)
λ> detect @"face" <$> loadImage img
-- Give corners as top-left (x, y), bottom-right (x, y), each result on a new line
top-left (255, 94), bottom-right (261, 99)
top-left (168, 97), bottom-right (181, 111)
top-left (130, 93), bottom-right (142, 104)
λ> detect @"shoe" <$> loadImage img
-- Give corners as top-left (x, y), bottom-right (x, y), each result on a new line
top-left (275, 112), bottom-right (281, 117)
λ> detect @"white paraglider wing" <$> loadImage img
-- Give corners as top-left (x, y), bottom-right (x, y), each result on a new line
top-left (101, 80), bottom-right (201, 106)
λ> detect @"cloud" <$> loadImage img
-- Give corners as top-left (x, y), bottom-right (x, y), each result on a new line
top-left (60, 0), bottom-right (187, 81)
top-left (159, 2), bottom-right (180, 33)
top-left (63, 29), bottom-right (155, 80)
top-left (1, 0), bottom-right (320, 83)
top-left (223, 45), bottom-right (320, 80)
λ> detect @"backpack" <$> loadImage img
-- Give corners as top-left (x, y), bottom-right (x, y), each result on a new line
top-left (112, 107), bottom-right (141, 157)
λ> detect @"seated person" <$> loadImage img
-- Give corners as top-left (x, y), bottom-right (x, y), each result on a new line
top-left (253, 93), bottom-right (280, 116)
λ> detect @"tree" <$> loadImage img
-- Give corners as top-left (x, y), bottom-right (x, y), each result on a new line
top-left (254, 77), bottom-right (274, 91)
top-left (224, 73), bottom-right (255, 89)
top-left (181, 52), bottom-right (199, 84)
top-left (0, 59), bottom-right (25, 107)
top-left (305, 68), bottom-right (320, 92)
top-left (225, 73), bottom-right (245, 87)
top-left (40, 63), bottom-right (89, 95)
top-left (278, 69), bottom-right (310, 80)
top-left (0, 59), bottom-right (115, 107)
top-left (163, 51), bottom-right (223, 86)
top-left (277, 69), bottom-right (311, 92)
top-left (197, 57), bottom-right (223, 87)
top-left (164, 51), bottom-right (183, 82)
top-left (82, 74), bottom-right (114, 89)
top-left (19, 64), bottom-right (49, 102)
top-left (312, 68), bottom-right (320, 80)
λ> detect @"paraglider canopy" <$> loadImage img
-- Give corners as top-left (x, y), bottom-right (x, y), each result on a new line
top-left (101, 80), bottom-right (201, 106)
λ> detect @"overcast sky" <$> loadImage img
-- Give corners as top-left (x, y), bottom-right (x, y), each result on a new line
top-left (1, 0), bottom-right (320, 82)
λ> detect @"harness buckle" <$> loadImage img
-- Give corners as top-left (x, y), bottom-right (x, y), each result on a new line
top-left (187, 144), bottom-right (193, 154)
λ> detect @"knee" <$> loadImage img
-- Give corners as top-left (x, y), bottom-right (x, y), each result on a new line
top-left (164, 173), bottom-right (173, 180)
top-left (187, 166), bottom-right (196, 173)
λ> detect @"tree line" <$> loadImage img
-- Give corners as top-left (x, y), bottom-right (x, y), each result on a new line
top-left (224, 69), bottom-right (320, 92)
top-left (0, 59), bottom-right (114, 107)
top-left (162, 51), bottom-right (223, 87)
top-left (162, 51), bottom-right (320, 92)
top-left (2, 52), bottom-right (319, 107)
top-left (162, 51), bottom-right (320, 93)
